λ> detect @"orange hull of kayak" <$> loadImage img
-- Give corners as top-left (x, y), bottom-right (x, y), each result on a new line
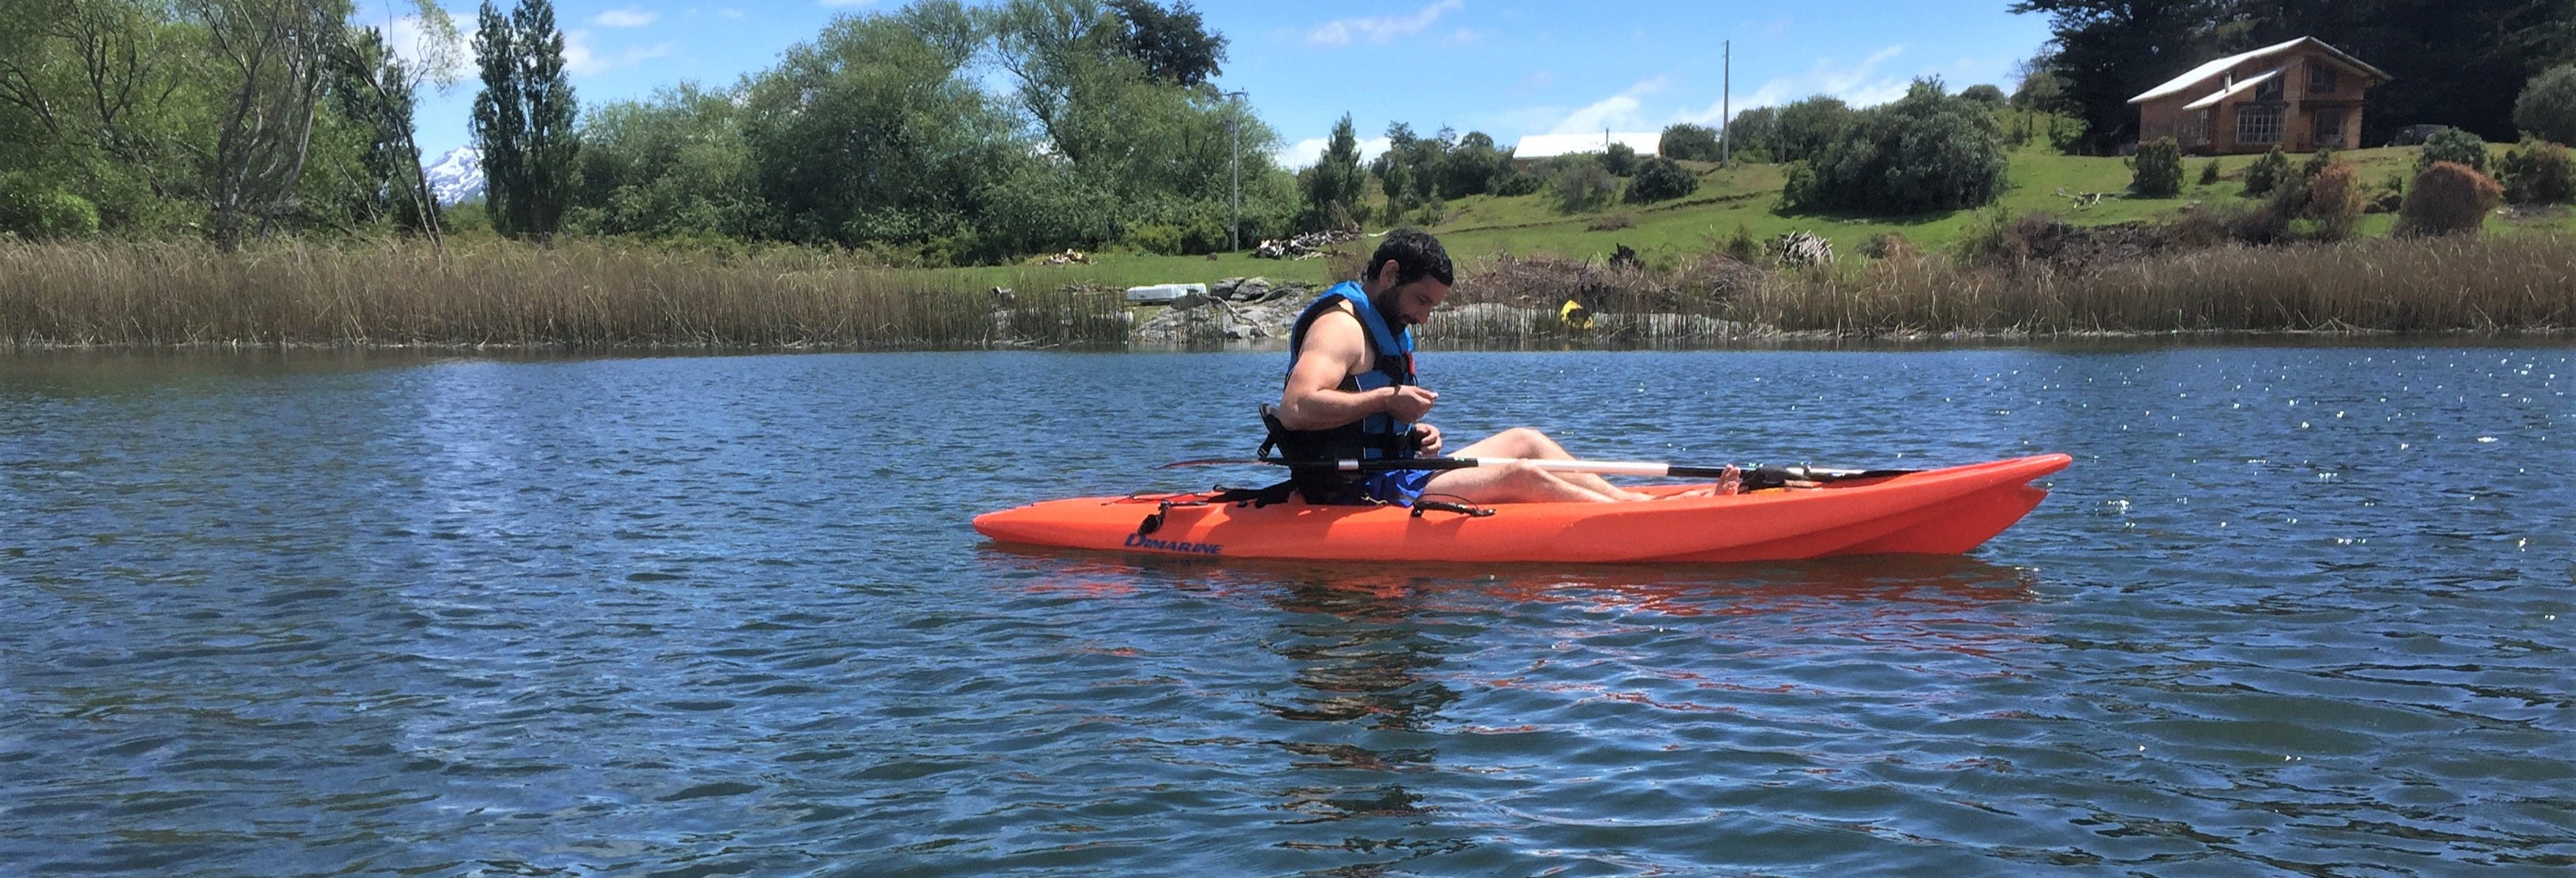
top-left (974, 453), bottom-right (2070, 564)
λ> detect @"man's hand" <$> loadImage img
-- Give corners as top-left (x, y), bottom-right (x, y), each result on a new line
top-left (1410, 422), bottom-right (1444, 457)
top-left (1385, 385), bottom-right (1438, 422)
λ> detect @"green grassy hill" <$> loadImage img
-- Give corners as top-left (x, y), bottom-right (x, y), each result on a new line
top-left (961, 143), bottom-right (2561, 292)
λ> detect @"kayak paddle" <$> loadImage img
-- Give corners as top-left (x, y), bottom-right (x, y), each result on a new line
top-left (1158, 456), bottom-right (1921, 482)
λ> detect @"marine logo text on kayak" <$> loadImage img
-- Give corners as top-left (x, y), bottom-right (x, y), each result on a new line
top-left (1124, 532), bottom-right (1222, 555)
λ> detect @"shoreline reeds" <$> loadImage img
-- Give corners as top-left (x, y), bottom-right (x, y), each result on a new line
top-left (0, 239), bottom-right (1132, 349)
top-left (4, 233), bottom-right (2569, 350)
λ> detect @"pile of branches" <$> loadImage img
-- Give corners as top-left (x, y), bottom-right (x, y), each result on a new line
top-left (1252, 228), bottom-right (1361, 260)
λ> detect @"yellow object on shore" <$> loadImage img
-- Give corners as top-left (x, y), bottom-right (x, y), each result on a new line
top-left (1558, 298), bottom-right (1593, 331)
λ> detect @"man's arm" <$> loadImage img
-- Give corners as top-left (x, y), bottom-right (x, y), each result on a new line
top-left (1275, 305), bottom-right (1436, 430)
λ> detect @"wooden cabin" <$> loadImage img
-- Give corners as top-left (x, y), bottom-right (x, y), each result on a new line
top-left (2129, 37), bottom-right (2391, 155)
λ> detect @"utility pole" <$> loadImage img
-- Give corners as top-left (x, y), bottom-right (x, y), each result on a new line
top-left (1721, 40), bottom-right (1732, 166)
top-left (1225, 90), bottom-right (1248, 251)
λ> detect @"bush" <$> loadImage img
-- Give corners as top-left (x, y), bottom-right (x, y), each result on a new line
top-left (2498, 137), bottom-right (2575, 204)
top-left (1545, 154), bottom-right (1618, 212)
top-left (2396, 161), bottom-right (2503, 236)
top-left (2302, 160), bottom-right (2364, 241)
top-left (2514, 64), bottom-right (2576, 145)
top-left (1626, 156), bottom-right (1699, 202)
top-left (1118, 223), bottom-right (1184, 255)
top-left (2300, 148), bottom-right (2338, 182)
top-left (1782, 79), bottom-right (2008, 213)
top-left (2417, 127), bottom-right (2489, 176)
top-left (1859, 231), bottom-right (1916, 259)
top-left (2242, 147), bottom-right (2292, 197)
top-left (1724, 107), bottom-right (1780, 163)
top-left (0, 174), bottom-right (101, 240)
top-left (2132, 137), bottom-right (2184, 197)
top-left (1602, 142), bottom-right (1639, 176)
top-left (1722, 223), bottom-right (1760, 263)
top-left (2200, 159), bottom-right (2222, 186)
top-left (1659, 123), bottom-right (1723, 162)
top-left (1496, 171), bottom-right (1544, 197)
top-left (1771, 96), bottom-right (1855, 164)
top-left (1960, 84), bottom-right (2008, 107)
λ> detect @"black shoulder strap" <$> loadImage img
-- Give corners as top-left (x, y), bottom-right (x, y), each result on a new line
top-left (1206, 480), bottom-right (1300, 508)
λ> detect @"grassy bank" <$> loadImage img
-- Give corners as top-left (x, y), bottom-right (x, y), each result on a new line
top-left (0, 240), bottom-right (1133, 348)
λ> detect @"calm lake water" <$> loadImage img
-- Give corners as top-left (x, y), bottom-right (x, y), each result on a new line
top-left (2, 343), bottom-right (2569, 876)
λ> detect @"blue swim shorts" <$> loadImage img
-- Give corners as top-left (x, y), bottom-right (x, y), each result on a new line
top-left (1358, 467), bottom-right (1436, 507)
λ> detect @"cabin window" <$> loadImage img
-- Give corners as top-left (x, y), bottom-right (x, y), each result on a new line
top-left (2309, 62), bottom-right (2338, 94)
top-left (2253, 76), bottom-right (2284, 103)
top-left (2313, 107), bottom-right (2348, 148)
top-left (2238, 104), bottom-right (2283, 145)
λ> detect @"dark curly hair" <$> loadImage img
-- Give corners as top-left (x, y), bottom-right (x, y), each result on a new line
top-left (1365, 227), bottom-right (1454, 288)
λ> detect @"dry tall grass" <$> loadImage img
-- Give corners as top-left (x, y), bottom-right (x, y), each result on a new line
top-left (5, 233), bottom-right (2569, 348)
top-left (1734, 233), bottom-right (2575, 335)
top-left (0, 239), bottom-right (1131, 348)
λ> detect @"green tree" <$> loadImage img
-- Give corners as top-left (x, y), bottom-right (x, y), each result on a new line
top-left (2241, 145), bottom-right (2290, 197)
top-left (987, 0), bottom-right (1276, 253)
top-left (2498, 137), bottom-right (2574, 204)
top-left (571, 84), bottom-right (771, 240)
top-left (1626, 155), bottom-right (1698, 202)
top-left (328, 24), bottom-right (439, 235)
top-left (195, 0), bottom-right (353, 250)
top-left (470, 0), bottom-right (577, 240)
top-left (0, 0), bottom-right (210, 234)
top-left (468, 0), bottom-right (524, 233)
top-left (1771, 96), bottom-right (1854, 163)
top-left (745, 2), bottom-right (1017, 250)
top-left (2514, 65), bottom-right (2576, 145)
top-left (2417, 126), bottom-right (2488, 175)
top-left (1784, 79), bottom-right (2009, 213)
top-left (515, 0), bottom-right (576, 239)
top-left (1659, 122), bottom-right (1720, 162)
top-left (2132, 136), bottom-right (2183, 196)
top-left (1722, 107), bottom-right (1777, 163)
top-left (1960, 83), bottom-right (2008, 107)
top-left (1601, 141), bottom-right (1638, 176)
top-left (1435, 130), bottom-right (1507, 200)
top-left (1544, 153), bottom-right (1615, 212)
top-left (1301, 113), bottom-right (1365, 230)
top-left (1103, 0), bottom-right (1222, 87)
top-left (2006, 0), bottom-right (2223, 153)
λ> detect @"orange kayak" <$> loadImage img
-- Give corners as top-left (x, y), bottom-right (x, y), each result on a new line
top-left (975, 453), bottom-right (2069, 564)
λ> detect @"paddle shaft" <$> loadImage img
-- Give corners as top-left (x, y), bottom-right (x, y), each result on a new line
top-left (1160, 456), bottom-right (1919, 482)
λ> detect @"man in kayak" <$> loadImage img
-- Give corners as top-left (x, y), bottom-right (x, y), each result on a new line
top-left (1269, 228), bottom-right (1668, 505)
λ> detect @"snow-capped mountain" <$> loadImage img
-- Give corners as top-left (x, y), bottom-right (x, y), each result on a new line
top-left (422, 145), bottom-right (485, 206)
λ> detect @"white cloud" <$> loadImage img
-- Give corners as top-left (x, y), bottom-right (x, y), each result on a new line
top-left (562, 29), bottom-right (674, 77)
top-left (1547, 77), bottom-right (1667, 135)
top-left (1306, 0), bottom-right (1464, 47)
top-left (595, 8), bottom-right (657, 28)
top-left (1277, 135), bottom-right (1392, 171)
top-left (564, 29), bottom-right (604, 74)
top-left (1679, 44), bottom-right (1910, 122)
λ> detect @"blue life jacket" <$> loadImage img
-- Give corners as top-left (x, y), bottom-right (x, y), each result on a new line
top-left (1267, 282), bottom-right (1417, 503)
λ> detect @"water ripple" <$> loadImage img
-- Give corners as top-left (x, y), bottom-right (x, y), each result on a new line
top-left (2, 345), bottom-right (2569, 875)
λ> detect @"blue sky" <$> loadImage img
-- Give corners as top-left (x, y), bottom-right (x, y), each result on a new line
top-left (371, 1), bottom-right (2056, 167)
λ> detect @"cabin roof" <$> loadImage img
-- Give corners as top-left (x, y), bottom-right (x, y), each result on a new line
top-left (2129, 36), bottom-right (2390, 104)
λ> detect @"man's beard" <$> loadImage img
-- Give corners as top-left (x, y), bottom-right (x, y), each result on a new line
top-left (1370, 288), bottom-right (1412, 328)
